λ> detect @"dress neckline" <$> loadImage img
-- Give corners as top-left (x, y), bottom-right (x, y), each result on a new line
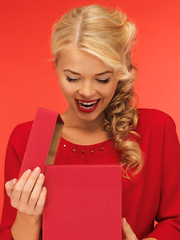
top-left (60, 136), bottom-right (113, 148)
top-left (58, 113), bottom-right (114, 148)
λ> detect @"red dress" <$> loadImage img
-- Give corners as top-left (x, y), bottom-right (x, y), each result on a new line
top-left (0, 108), bottom-right (180, 240)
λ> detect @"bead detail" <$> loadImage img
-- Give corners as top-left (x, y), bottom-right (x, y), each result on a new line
top-left (81, 150), bottom-right (85, 154)
top-left (63, 144), bottom-right (66, 147)
top-left (101, 147), bottom-right (104, 151)
top-left (90, 150), bottom-right (94, 154)
top-left (72, 149), bottom-right (76, 152)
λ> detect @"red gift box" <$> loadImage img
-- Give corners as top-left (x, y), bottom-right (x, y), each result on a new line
top-left (19, 108), bottom-right (122, 240)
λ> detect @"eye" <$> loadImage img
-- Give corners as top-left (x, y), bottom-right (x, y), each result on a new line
top-left (96, 78), bottom-right (110, 83)
top-left (66, 76), bottom-right (79, 82)
top-left (66, 76), bottom-right (110, 83)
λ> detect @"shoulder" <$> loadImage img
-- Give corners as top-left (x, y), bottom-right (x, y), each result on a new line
top-left (5, 121), bottom-right (34, 165)
top-left (136, 108), bottom-right (176, 133)
top-left (137, 108), bottom-right (175, 125)
top-left (8, 121), bottom-right (33, 157)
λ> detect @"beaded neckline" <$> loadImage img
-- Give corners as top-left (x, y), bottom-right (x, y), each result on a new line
top-left (58, 113), bottom-right (114, 148)
top-left (60, 136), bottom-right (114, 148)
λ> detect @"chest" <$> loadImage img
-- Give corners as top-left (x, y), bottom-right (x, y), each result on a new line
top-left (61, 126), bottom-right (110, 145)
top-left (47, 123), bottom-right (110, 164)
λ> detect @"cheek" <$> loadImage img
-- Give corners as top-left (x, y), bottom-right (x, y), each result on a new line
top-left (59, 81), bottom-right (76, 98)
top-left (102, 83), bottom-right (118, 98)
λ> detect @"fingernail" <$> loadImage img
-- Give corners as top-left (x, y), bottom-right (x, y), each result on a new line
top-left (11, 179), bottom-right (16, 185)
top-left (26, 169), bottom-right (31, 176)
top-left (123, 218), bottom-right (127, 224)
top-left (34, 167), bottom-right (40, 174)
top-left (39, 173), bottom-right (44, 180)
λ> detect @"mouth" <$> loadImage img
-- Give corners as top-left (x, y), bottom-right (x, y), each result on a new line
top-left (75, 98), bottom-right (101, 109)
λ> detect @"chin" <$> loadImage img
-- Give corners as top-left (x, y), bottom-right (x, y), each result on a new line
top-left (78, 110), bottom-right (103, 122)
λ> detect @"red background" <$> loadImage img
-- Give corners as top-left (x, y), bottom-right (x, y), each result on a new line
top-left (0, 0), bottom-right (180, 221)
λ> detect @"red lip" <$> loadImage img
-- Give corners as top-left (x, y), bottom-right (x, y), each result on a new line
top-left (76, 98), bottom-right (101, 103)
top-left (75, 98), bottom-right (101, 113)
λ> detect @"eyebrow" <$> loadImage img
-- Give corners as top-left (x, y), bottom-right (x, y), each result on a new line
top-left (64, 69), bottom-right (113, 76)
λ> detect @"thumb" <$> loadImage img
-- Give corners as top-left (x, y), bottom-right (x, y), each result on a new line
top-left (5, 178), bottom-right (17, 197)
top-left (122, 218), bottom-right (138, 240)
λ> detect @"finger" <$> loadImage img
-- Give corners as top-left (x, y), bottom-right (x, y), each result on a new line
top-left (27, 173), bottom-right (45, 210)
top-left (122, 218), bottom-right (137, 240)
top-left (18, 167), bottom-right (41, 211)
top-left (11, 169), bottom-right (32, 206)
top-left (5, 178), bottom-right (17, 197)
top-left (34, 186), bottom-right (47, 215)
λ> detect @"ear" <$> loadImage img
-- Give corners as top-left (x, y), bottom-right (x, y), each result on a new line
top-left (52, 60), bottom-right (57, 70)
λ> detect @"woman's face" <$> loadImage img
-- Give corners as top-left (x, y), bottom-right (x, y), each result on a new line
top-left (56, 46), bottom-right (119, 124)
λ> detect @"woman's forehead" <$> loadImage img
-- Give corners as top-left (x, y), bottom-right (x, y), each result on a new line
top-left (57, 46), bottom-right (114, 73)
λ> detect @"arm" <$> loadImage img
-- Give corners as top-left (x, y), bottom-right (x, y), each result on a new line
top-left (0, 130), bottom-right (21, 239)
top-left (11, 211), bottom-right (42, 240)
top-left (144, 116), bottom-right (180, 239)
top-left (122, 115), bottom-right (180, 240)
top-left (0, 124), bottom-right (45, 240)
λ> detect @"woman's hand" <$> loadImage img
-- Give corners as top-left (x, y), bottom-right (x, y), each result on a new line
top-left (5, 167), bottom-right (47, 239)
top-left (122, 218), bottom-right (138, 240)
top-left (122, 218), bottom-right (157, 240)
top-left (5, 166), bottom-right (47, 217)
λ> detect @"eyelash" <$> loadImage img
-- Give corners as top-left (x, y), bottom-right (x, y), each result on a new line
top-left (66, 76), bottom-right (110, 83)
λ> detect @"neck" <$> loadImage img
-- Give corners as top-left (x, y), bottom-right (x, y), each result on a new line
top-left (60, 108), bottom-right (105, 133)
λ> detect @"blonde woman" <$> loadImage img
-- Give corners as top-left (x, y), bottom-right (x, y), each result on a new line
top-left (1, 4), bottom-right (180, 240)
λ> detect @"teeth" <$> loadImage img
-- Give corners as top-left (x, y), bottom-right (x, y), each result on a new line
top-left (78, 100), bottom-right (97, 106)
top-left (81, 105), bottom-right (95, 109)
top-left (76, 99), bottom-right (99, 109)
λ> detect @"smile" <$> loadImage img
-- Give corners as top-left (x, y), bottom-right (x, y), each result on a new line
top-left (75, 99), bottom-right (101, 113)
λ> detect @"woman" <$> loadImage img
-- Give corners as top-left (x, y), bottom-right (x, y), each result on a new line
top-left (0, 4), bottom-right (180, 240)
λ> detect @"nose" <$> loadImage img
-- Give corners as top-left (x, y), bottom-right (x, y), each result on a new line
top-left (78, 80), bottom-right (96, 99)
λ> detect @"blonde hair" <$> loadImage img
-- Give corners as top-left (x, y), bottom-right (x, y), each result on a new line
top-left (51, 4), bottom-right (144, 179)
